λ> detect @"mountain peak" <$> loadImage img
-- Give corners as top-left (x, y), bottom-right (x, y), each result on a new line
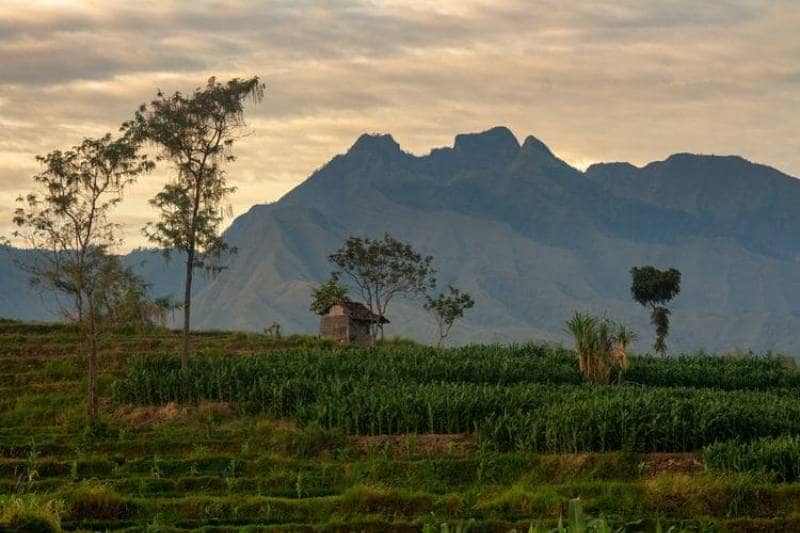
top-left (348, 133), bottom-right (402, 157)
top-left (452, 126), bottom-right (520, 166)
top-left (520, 135), bottom-right (554, 157)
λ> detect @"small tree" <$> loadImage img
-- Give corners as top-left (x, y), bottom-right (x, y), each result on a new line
top-left (11, 134), bottom-right (151, 420)
top-left (424, 286), bottom-right (475, 347)
top-left (126, 76), bottom-right (265, 369)
top-left (630, 266), bottom-right (681, 355)
top-left (328, 233), bottom-right (436, 341)
top-left (309, 273), bottom-right (349, 315)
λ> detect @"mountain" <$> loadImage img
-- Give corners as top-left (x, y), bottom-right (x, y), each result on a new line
top-left (4, 126), bottom-right (800, 353)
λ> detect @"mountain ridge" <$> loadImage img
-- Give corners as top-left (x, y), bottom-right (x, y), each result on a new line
top-left (3, 126), bottom-right (800, 353)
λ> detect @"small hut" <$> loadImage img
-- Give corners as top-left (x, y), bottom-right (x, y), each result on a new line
top-left (319, 301), bottom-right (388, 345)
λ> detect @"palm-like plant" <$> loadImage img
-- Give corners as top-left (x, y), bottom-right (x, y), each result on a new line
top-left (565, 313), bottom-right (635, 384)
top-left (613, 324), bottom-right (638, 370)
top-left (565, 313), bottom-right (596, 375)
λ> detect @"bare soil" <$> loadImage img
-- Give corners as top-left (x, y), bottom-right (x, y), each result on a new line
top-left (642, 452), bottom-right (703, 476)
top-left (351, 433), bottom-right (477, 455)
top-left (113, 401), bottom-right (239, 428)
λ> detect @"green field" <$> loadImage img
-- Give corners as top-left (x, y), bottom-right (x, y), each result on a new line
top-left (2, 321), bottom-right (800, 531)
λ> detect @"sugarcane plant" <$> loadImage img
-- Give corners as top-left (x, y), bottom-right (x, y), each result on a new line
top-left (565, 313), bottom-right (636, 384)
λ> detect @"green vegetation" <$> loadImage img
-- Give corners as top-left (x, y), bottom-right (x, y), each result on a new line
top-left (705, 436), bottom-right (800, 482)
top-left (115, 350), bottom-right (800, 453)
top-left (126, 76), bottom-right (265, 370)
top-left (630, 266), bottom-right (682, 355)
top-left (3, 322), bottom-right (800, 530)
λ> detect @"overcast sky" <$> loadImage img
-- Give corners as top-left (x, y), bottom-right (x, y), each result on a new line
top-left (2, 0), bottom-right (798, 250)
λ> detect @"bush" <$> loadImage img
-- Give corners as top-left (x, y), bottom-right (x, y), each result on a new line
top-left (0, 497), bottom-right (63, 532)
top-left (65, 484), bottom-right (131, 520)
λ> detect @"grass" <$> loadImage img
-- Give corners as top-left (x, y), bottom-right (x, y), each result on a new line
top-left (2, 321), bottom-right (800, 530)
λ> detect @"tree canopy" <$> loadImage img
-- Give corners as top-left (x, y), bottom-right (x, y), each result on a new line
top-left (125, 76), bottom-right (264, 369)
top-left (328, 233), bottom-right (436, 340)
top-left (630, 266), bottom-right (681, 354)
top-left (424, 286), bottom-right (474, 347)
top-left (12, 132), bottom-right (151, 419)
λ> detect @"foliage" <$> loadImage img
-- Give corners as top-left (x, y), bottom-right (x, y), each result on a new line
top-left (309, 273), bottom-right (349, 315)
top-left (328, 233), bottom-right (436, 340)
top-left (0, 497), bottom-right (63, 532)
top-left (126, 76), bottom-right (264, 369)
top-left (424, 286), bottom-right (475, 347)
top-left (115, 347), bottom-right (800, 452)
top-left (11, 134), bottom-right (151, 323)
top-left (630, 266), bottom-right (681, 354)
top-left (565, 313), bottom-right (635, 384)
top-left (11, 133), bottom-right (151, 419)
top-left (623, 352), bottom-right (798, 389)
top-left (704, 436), bottom-right (800, 482)
top-left (7, 325), bottom-right (800, 529)
top-left (91, 256), bottom-right (166, 333)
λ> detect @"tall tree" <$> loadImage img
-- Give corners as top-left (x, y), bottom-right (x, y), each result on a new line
top-left (424, 286), bottom-right (474, 347)
top-left (630, 266), bottom-right (682, 355)
top-left (126, 76), bottom-right (265, 369)
top-left (11, 133), bottom-right (151, 420)
top-left (328, 234), bottom-right (436, 341)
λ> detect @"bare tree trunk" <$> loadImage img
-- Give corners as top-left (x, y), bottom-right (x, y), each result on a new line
top-left (181, 247), bottom-right (194, 370)
top-left (87, 298), bottom-right (98, 422)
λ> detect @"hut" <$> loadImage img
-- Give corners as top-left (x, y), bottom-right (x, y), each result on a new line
top-left (319, 301), bottom-right (388, 345)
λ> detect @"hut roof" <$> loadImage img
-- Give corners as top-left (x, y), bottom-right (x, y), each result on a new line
top-left (323, 301), bottom-right (389, 323)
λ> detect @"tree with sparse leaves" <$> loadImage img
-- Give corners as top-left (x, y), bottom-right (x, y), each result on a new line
top-left (310, 273), bottom-right (349, 315)
top-left (125, 76), bottom-right (265, 369)
top-left (424, 286), bottom-right (474, 347)
top-left (11, 133), bottom-right (151, 421)
top-left (328, 234), bottom-right (436, 341)
top-left (630, 266), bottom-right (681, 355)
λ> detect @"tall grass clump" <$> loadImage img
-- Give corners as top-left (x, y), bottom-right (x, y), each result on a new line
top-left (704, 436), bottom-right (800, 482)
top-left (565, 313), bottom-right (635, 384)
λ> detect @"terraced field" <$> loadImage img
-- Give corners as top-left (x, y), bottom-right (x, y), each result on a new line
top-left (2, 321), bottom-right (800, 531)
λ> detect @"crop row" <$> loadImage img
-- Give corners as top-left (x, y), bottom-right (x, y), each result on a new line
top-left (114, 345), bottom-right (800, 395)
top-left (115, 355), bottom-right (800, 452)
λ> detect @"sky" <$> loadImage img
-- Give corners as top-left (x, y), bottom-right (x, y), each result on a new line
top-left (1, 0), bottom-right (799, 250)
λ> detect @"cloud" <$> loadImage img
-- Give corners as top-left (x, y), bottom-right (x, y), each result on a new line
top-left (0, 0), bottom-right (799, 249)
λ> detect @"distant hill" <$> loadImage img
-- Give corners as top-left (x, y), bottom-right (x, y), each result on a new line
top-left (4, 126), bottom-right (800, 353)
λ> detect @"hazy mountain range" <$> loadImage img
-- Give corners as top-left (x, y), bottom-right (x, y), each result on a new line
top-left (4, 126), bottom-right (800, 354)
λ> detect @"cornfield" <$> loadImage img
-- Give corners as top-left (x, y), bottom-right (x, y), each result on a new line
top-left (705, 436), bottom-right (800, 482)
top-left (113, 345), bottom-right (800, 452)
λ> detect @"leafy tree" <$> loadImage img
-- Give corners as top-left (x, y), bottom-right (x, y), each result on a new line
top-left (630, 266), bottom-right (682, 354)
top-left (310, 273), bottom-right (349, 315)
top-left (125, 76), bottom-right (265, 369)
top-left (424, 286), bottom-right (475, 347)
top-left (11, 133), bottom-right (151, 420)
top-left (328, 233), bottom-right (436, 341)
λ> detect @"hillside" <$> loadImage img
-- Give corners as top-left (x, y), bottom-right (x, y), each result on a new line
top-left (5, 126), bottom-right (800, 353)
top-left (6, 323), bottom-right (800, 529)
